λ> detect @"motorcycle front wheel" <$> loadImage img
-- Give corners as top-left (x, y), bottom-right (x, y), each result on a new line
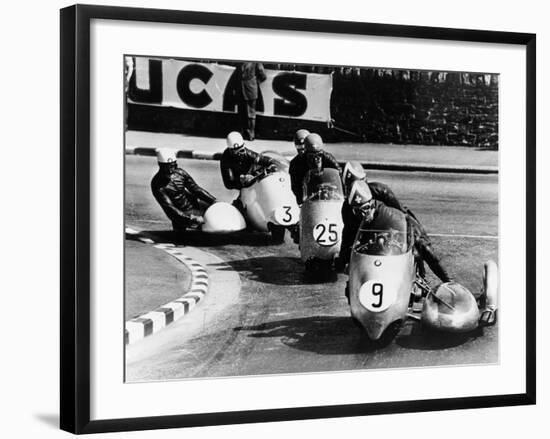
top-left (354, 318), bottom-right (403, 348)
top-left (268, 223), bottom-right (286, 244)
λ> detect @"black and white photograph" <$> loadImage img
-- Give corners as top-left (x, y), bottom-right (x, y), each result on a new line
top-left (2, 0), bottom-right (545, 436)
top-left (124, 55), bottom-right (499, 382)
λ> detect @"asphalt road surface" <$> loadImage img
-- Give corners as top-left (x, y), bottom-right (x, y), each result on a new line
top-left (125, 155), bottom-right (498, 382)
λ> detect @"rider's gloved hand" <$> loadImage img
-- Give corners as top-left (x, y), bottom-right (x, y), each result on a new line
top-left (189, 214), bottom-right (205, 226)
top-left (240, 174), bottom-right (254, 185)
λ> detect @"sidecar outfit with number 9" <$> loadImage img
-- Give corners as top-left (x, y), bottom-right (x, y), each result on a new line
top-left (349, 209), bottom-right (415, 341)
top-left (299, 168), bottom-right (344, 271)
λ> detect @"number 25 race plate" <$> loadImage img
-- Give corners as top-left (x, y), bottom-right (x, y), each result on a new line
top-left (312, 220), bottom-right (341, 247)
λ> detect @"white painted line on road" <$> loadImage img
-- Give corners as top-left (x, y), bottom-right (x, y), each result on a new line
top-left (430, 233), bottom-right (498, 240)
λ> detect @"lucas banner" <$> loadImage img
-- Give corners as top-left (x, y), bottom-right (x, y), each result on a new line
top-left (127, 57), bottom-right (333, 122)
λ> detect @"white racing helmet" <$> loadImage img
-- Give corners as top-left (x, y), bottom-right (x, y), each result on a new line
top-left (421, 282), bottom-right (480, 333)
top-left (343, 161), bottom-right (367, 194)
top-left (347, 179), bottom-right (373, 207)
top-left (293, 129), bottom-right (310, 153)
top-left (156, 148), bottom-right (177, 164)
top-left (201, 202), bottom-right (246, 233)
top-left (304, 133), bottom-right (323, 154)
top-left (226, 131), bottom-right (245, 150)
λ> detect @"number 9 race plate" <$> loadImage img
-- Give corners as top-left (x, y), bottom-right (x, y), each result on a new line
top-left (358, 280), bottom-right (398, 312)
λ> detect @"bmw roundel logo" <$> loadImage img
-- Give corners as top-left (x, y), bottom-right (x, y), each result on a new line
top-left (374, 260), bottom-right (382, 267)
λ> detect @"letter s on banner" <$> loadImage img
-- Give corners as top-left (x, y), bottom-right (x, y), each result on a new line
top-left (272, 72), bottom-right (308, 117)
top-left (260, 70), bottom-right (332, 122)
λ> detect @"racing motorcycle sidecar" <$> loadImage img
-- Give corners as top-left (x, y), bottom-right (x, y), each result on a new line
top-left (299, 168), bottom-right (344, 272)
top-left (240, 164), bottom-right (300, 243)
top-left (348, 209), bottom-right (499, 343)
top-left (421, 260), bottom-right (498, 332)
top-left (201, 201), bottom-right (246, 233)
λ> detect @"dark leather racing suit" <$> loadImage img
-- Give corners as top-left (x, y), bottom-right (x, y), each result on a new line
top-left (340, 197), bottom-right (451, 283)
top-left (220, 147), bottom-right (276, 190)
top-left (151, 165), bottom-right (216, 231)
top-left (289, 150), bottom-right (341, 204)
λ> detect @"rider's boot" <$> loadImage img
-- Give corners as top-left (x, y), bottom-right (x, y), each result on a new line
top-left (430, 261), bottom-right (452, 284)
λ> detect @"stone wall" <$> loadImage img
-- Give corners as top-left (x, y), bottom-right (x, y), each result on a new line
top-left (127, 64), bottom-right (498, 149)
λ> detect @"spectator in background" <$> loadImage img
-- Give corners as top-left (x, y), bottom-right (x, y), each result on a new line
top-left (240, 62), bottom-right (267, 141)
top-left (124, 57), bottom-right (134, 93)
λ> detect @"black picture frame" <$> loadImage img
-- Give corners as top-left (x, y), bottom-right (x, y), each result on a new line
top-left (60, 4), bottom-right (536, 434)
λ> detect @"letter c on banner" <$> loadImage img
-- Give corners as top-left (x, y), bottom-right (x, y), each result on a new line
top-left (176, 64), bottom-right (213, 108)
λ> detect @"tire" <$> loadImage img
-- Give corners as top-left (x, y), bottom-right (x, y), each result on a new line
top-left (304, 259), bottom-right (318, 272)
top-left (269, 224), bottom-right (286, 244)
top-left (305, 259), bottom-right (334, 277)
top-left (360, 320), bottom-right (403, 347)
top-left (381, 319), bottom-right (403, 343)
top-left (373, 320), bottom-right (403, 347)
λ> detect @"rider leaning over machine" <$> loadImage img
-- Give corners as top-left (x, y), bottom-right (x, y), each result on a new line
top-left (340, 178), bottom-right (453, 284)
top-left (338, 161), bottom-right (434, 271)
top-left (289, 133), bottom-right (341, 205)
top-left (288, 128), bottom-right (310, 172)
top-left (151, 148), bottom-right (216, 232)
top-left (288, 128), bottom-right (309, 194)
top-left (220, 131), bottom-right (278, 213)
top-left (342, 161), bottom-right (422, 224)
